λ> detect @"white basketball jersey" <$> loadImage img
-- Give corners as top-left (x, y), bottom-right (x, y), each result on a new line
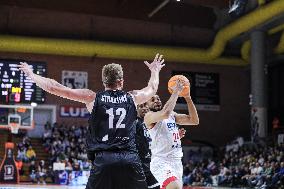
top-left (148, 113), bottom-right (183, 159)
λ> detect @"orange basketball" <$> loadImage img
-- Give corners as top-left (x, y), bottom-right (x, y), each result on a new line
top-left (168, 75), bottom-right (190, 97)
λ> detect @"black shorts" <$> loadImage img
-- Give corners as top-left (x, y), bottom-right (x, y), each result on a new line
top-left (142, 162), bottom-right (160, 189)
top-left (86, 151), bottom-right (147, 189)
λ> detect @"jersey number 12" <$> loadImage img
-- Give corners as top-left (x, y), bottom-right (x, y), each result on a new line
top-left (106, 108), bottom-right (126, 129)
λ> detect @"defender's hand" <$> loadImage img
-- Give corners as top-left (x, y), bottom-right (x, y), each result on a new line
top-left (144, 53), bottom-right (165, 72)
top-left (18, 62), bottom-right (34, 78)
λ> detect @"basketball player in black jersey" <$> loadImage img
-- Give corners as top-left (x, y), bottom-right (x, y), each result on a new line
top-left (135, 103), bottom-right (186, 189)
top-left (18, 53), bottom-right (165, 189)
top-left (136, 103), bottom-right (160, 189)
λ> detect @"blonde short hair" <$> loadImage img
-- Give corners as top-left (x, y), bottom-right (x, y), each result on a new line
top-left (102, 63), bottom-right (123, 87)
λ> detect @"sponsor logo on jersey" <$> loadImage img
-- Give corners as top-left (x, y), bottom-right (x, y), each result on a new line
top-left (167, 122), bottom-right (177, 131)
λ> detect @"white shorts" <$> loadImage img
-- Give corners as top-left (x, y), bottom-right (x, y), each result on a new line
top-left (150, 157), bottom-right (183, 189)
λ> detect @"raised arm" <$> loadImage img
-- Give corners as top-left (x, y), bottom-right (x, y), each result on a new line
top-left (144, 80), bottom-right (183, 129)
top-left (175, 85), bottom-right (199, 126)
top-left (129, 53), bottom-right (165, 105)
top-left (18, 62), bottom-right (96, 105)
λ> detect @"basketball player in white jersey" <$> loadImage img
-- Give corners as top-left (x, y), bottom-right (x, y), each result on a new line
top-left (144, 79), bottom-right (199, 189)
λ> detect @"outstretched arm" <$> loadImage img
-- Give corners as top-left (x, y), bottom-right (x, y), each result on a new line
top-left (129, 53), bottom-right (165, 105)
top-left (175, 85), bottom-right (199, 125)
top-left (144, 80), bottom-right (184, 129)
top-left (18, 62), bottom-right (96, 105)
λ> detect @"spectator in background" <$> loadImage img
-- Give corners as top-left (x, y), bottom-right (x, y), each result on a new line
top-left (26, 146), bottom-right (36, 162)
top-left (248, 162), bottom-right (263, 187)
top-left (256, 162), bottom-right (273, 187)
top-left (72, 159), bottom-right (81, 171)
top-left (269, 161), bottom-right (284, 187)
top-left (207, 159), bottom-right (218, 175)
top-left (251, 108), bottom-right (259, 143)
top-left (37, 160), bottom-right (47, 184)
top-left (81, 159), bottom-right (91, 171)
top-left (17, 145), bottom-right (27, 162)
top-left (273, 117), bottom-right (280, 129)
top-left (64, 158), bottom-right (73, 172)
top-left (78, 149), bottom-right (88, 161)
top-left (183, 163), bottom-right (192, 186)
top-left (22, 135), bottom-right (32, 149)
top-left (62, 136), bottom-right (70, 151)
top-left (74, 126), bottom-right (82, 138)
top-left (217, 163), bottom-right (230, 186)
top-left (43, 124), bottom-right (52, 143)
top-left (29, 161), bottom-right (37, 183)
top-left (272, 116), bottom-right (280, 143)
top-left (46, 165), bottom-right (55, 184)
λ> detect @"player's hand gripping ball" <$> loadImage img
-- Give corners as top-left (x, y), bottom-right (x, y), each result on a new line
top-left (168, 75), bottom-right (190, 97)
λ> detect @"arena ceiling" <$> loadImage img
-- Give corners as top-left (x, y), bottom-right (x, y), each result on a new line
top-left (0, 0), bottom-right (229, 28)
top-left (0, 0), bottom-right (283, 65)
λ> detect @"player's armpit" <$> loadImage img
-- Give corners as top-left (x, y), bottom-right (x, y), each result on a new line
top-left (144, 111), bottom-right (169, 129)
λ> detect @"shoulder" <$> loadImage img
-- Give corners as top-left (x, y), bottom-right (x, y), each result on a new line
top-left (127, 90), bottom-right (139, 104)
top-left (171, 112), bottom-right (177, 119)
top-left (126, 91), bottom-right (137, 106)
top-left (127, 91), bottom-right (135, 99)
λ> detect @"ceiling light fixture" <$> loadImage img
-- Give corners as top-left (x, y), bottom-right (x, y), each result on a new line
top-left (229, 0), bottom-right (248, 17)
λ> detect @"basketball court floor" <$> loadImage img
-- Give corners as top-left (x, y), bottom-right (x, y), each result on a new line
top-left (0, 184), bottom-right (86, 189)
top-left (0, 184), bottom-right (247, 189)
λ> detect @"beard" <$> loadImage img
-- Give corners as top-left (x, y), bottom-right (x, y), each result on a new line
top-left (150, 104), bottom-right (162, 112)
top-left (139, 112), bottom-right (146, 118)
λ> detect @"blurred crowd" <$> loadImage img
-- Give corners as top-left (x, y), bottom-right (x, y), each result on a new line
top-left (183, 141), bottom-right (284, 189)
top-left (14, 122), bottom-right (284, 188)
top-left (16, 135), bottom-right (36, 163)
top-left (16, 134), bottom-right (49, 184)
top-left (15, 122), bottom-right (91, 184)
top-left (42, 122), bottom-right (91, 172)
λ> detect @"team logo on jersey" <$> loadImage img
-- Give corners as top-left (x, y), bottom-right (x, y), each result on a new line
top-left (167, 122), bottom-right (177, 131)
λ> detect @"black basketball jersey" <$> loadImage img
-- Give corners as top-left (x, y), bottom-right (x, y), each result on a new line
top-left (135, 117), bottom-right (152, 163)
top-left (87, 90), bottom-right (137, 152)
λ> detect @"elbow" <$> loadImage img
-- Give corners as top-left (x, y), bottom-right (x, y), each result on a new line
top-left (185, 115), bottom-right (199, 125)
top-left (48, 85), bottom-right (57, 93)
top-left (46, 83), bottom-right (54, 92)
top-left (149, 83), bottom-right (158, 95)
top-left (47, 80), bottom-right (62, 94)
top-left (192, 118), bottom-right (199, 125)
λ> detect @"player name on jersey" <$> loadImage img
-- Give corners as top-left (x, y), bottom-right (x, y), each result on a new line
top-left (101, 94), bottom-right (127, 103)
